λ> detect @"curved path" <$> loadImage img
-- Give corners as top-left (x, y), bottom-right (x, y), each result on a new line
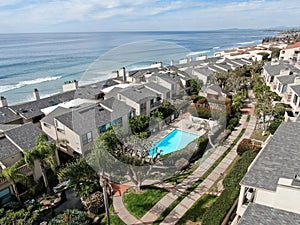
top-left (113, 114), bottom-right (256, 225)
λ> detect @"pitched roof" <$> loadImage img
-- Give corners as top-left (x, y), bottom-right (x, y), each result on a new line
top-left (0, 137), bottom-right (20, 160)
top-left (263, 61), bottom-right (300, 76)
top-left (41, 107), bottom-right (71, 126)
top-left (119, 85), bottom-right (158, 103)
top-left (10, 91), bottom-right (75, 120)
top-left (145, 82), bottom-right (170, 94)
top-left (0, 107), bottom-right (22, 124)
top-left (284, 42), bottom-right (300, 50)
top-left (5, 123), bottom-right (43, 151)
top-left (241, 122), bottom-right (300, 191)
top-left (104, 87), bottom-right (123, 99)
top-left (276, 75), bottom-right (297, 84)
top-left (238, 203), bottom-right (300, 225)
top-left (290, 84), bottom-right (300, 96)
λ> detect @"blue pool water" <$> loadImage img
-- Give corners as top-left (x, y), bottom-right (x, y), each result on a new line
top-left (151, 129), bottom-right (200, 156)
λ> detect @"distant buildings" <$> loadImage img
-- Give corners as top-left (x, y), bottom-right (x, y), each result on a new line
top-left (279, 42), bottom-right (300, 62)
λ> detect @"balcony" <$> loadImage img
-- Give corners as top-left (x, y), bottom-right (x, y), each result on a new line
top-left (282, 93), bottom-right (292, 103)
top-left (150, 101), bottom-right (162, 109)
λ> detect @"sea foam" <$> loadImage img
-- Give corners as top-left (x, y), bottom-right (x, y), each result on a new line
top-left (0, 76), bottom-right (62, 93)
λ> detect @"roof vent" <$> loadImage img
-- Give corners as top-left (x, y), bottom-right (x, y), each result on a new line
top-left (295, 174), bottom-right (300, 182)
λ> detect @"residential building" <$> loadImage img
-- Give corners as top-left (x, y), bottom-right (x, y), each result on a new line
top-left (0, 123), bottom-right (47, 204)
top-left (117, 85), bottom-right (161, 116)
top-left (279, 42), bottom-right (300, 62)
top-left (41, 98), bottom-right (134, 156)
top-left (235, 122), bottom-right (300, 224)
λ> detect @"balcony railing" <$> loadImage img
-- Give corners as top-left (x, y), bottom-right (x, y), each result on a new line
top-left (17, 164), bottom-right (32, 176)
top-left (150, 101), bottom-right (162, 109)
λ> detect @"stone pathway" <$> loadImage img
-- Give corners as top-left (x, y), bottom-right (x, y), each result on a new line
top-left (160, 116), bottom-right (256, 224)
top-left (112, 114), bottom-right (256, 225)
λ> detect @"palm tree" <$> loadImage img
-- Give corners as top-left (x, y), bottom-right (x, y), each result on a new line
top-left (24, 134), bottom-right (57, 193)
top-left (0, 160), bottom-right (28, 203)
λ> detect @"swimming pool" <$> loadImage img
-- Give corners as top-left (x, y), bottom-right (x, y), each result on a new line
top-left (150, 129), bottom-right (200, 156)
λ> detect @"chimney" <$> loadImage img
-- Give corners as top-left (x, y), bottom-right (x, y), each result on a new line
top-left (170, 60), bottom-right (174, 66)
top-left (62, 80), bottom-right (78, 92)
top-left (119, 67), bottom-right (126, 83)
top-left (33, 89), bottom-right (40, 100)
top-left (0, 96), bottom-right (8, 107)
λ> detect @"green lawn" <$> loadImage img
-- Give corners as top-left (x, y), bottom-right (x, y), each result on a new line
top-left (123, 186), bottom-right (168, 219)
top-left (177, 194), bottom-right (218, 224)
top-left (101, 205), bottom-right (126, 225)
top-left (250, 129), bottom-right (270, 142)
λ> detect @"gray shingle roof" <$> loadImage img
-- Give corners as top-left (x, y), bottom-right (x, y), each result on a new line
top-left (207, 63), bottom-right (225, 72)
top-left (264, 61), bottom-right (300, 76)
top-left (203, 84), bottom-right (223, 93)
top-left (75, 79), bottom-right (117, 100)
top-left (241, 122), bottom-right (300, 191)
top-left (0, 107), bottom-right (22, 124)
top-left (184, 67), bottom-right (214, 78)
top-left (119, 85), bottom-right (158, 103)
top-left (104, 87), bottom-right (123, 99)
top-left (55, 102), bottom-right (132, 135)
top-left (238, 203), bottom-right (300, 225)
top-left (10, 91), bottom-right (75, 120)
top-left (5, 123), bottom-right (43, 151)
top-left (145, 82), bottom-right (170, 93)
top-left (41, 107), bottom-right (71, 126)
top-left (0, 137), bottom-right (20, 160)
top-left (276, 75), bottom-right (297, 84)
top-left (290, 84), bottom-right (300, 96)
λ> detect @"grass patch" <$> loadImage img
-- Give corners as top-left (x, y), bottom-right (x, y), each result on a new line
top-left (178, 194), bottom-right (218, 224)
top-left (246, 114), bottom-right (251, 122)
top-left (101, 205), bottom-right (126, 225)
top-left (165, 165), bottom-right (198, 185)
top-left (250, 129), bottom-right (270, 142)
top-left (123, 186), bottom-right (168, 219)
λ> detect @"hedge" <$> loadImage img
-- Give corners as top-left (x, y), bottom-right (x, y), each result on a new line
top-left (201, 151), bottom-right (259, 225)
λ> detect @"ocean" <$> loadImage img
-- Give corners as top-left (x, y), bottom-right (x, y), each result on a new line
top-left (0, 30), bottom-right (276, 105)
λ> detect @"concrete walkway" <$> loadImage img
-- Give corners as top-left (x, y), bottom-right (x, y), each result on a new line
top-left (160, 116), bottom-right (256, 225)
top-left (112, 114), bottom-right (256, 225)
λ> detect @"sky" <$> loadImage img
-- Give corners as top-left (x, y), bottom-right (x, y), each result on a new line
top-left (0, 0), bottom-right (299, 33)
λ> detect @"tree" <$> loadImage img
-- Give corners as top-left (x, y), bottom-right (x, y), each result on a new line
top-left (188, 78), bottom-right (204, 96)
top-left (253, 84), bottom-right (279, 130)
top-left (159, 100), bottom-right (176, 118)
top-left (0, 205), bottom-right (39, 225)
top-left (129, 114), bottom-right (151, 135)
top-left (24, 134), bottom-right (57, 193)
top-left (269, 47), bottom-right (281, 59)
top-left (232, 92), bottom-right (244, 112)
top-left (0, 159), bottom-right (29, 203)
top-left (57, 157), bottom-right (100, 199)
top-left (48, 209), bottom-right (92, 225)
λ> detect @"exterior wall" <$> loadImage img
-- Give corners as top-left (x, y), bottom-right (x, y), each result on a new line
top-left (41, 122), bottom-right (57, 140)
top-left (280, 48), bottom-right (298, 61)
top-left (290, 90), bottom-right (300, 113)
top-left (118, 94), bottom-right (142, 115)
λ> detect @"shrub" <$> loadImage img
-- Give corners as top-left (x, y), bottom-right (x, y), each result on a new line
top-left (2, 201), bottom-right (21, 211)
top-left (229, 117), bottom-right (239, 127)
top-left (237, 138), bottom-right (261, 156)
top-left (48, 209), bottom-right (92, 225)
top-left (190, 133), bottom-right (209, 162)
top-left (269, 119), bottom-right (283, 134)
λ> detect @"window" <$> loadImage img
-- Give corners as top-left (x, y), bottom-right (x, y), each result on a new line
top-left (112, 117), bottom-right (122, 126)
top-left (55, 120), bottom-right (65, 133)
top-left (99, 125), bottom-right (106, 133)
top-left (82, 131), bottom-right (93, 145)
top-left (43, 123), bottom-right (51, 128)
top-left (282, 85), bottom-right (287, 93)
top-left (128, 111), bottom-right (135, 120)
top-left (293, 94), bottom-right (299, 105)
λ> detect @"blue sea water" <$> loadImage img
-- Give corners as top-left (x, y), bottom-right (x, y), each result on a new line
top-left (0, 30), bottom-right (277, 105)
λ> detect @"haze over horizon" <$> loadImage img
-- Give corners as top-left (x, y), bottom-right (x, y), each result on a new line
top-left (0, 0), bottom-right (299, 33)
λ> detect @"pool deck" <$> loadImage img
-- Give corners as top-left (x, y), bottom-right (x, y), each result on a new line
top-left (148, 117), bottom-right (206, 144)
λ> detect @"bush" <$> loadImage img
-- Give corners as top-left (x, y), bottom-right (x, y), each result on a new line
top-left (269, 119), bottom-right (283, 134)
top-left (202, 188), bottom-right (240, 225)
top-left (48, 209), bottom-right (92, 225)
top-left (237, 138), bottom-right (261, 156)
top-left (190, 134), bottom-right (209, 162)
top-left (223, 151), bottom-right (259, 189)
top-left (2, 201), bottom-right (21, 211)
